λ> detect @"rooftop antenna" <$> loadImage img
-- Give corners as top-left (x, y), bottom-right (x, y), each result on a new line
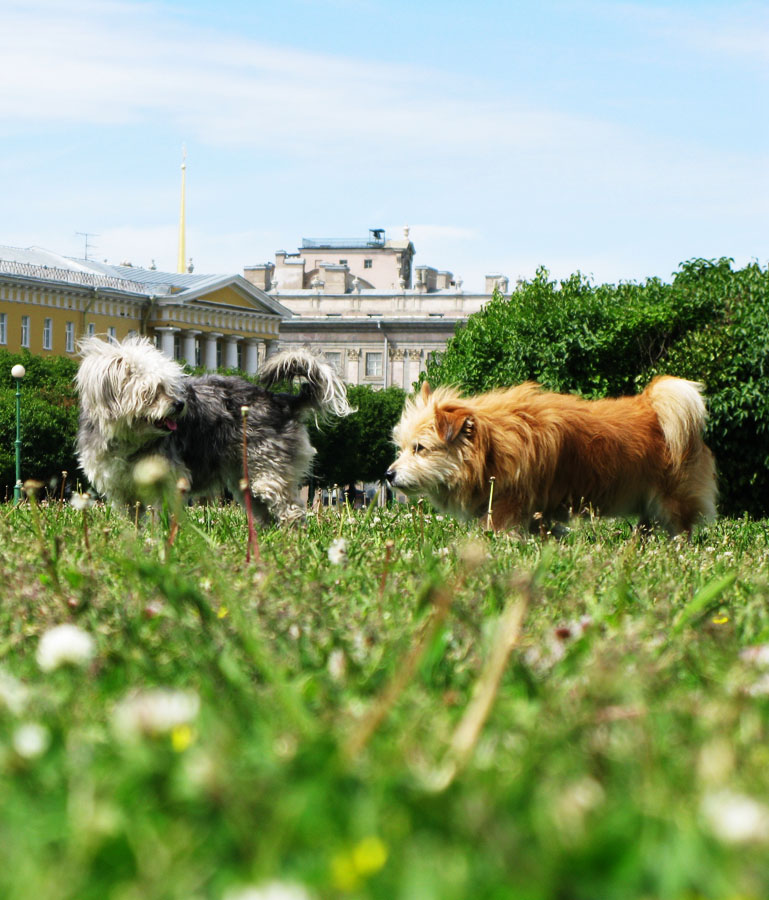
top-left (177, 145), bottom-right (187, 274)
top-left (76, 231), bottom-right (99, 261)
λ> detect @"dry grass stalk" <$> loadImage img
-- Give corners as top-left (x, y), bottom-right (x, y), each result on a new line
top-left (377, 540), bottom-right (395, 602)
top-left (485, 476), bottom-right (496, 531)
top-left (344, 587), bottom-right (452, 760)
top-left (436, 587), bottom-right (529, 789)
top-left (240, 406), bottom-right (261, 564)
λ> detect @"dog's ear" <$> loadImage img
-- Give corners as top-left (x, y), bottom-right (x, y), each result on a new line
top-left (420, 381), bottom-right (432, 403)
top-left (435, 406), bottom-right (474, 443)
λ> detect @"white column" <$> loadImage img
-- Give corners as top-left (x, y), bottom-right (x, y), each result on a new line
top-left (181, 330), bottom-right (200, 368)
top-left (223, 335), bottom-right (239, 370)
top-left (203, 332), bottom-right (222, 371)
top-left (264, 339), bottom-right (280, 360)
top-left (156, 327), bottom-right (179, 360)
top-left (243, 340), bottom-right (259, 375)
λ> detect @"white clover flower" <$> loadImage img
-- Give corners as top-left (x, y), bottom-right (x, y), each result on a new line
top-left (740, 645), bottom-right (769, 667)
top-left (327, 538), bottom-right (348, 565)
top-left (36, 624), bottom-right (95, 672)
top-left (112, 688), bottom-right (200, 740)
top-left (70, 492), bottom-right (96, 510)
top-left (223, 882), bottom-right (312, 900)
top-left (0, 670), bottom-right (29, 715)
top-left (746, 674), bottom-right (769, 697)
top-left (701, 789), bottom-right (769, 844)
top-left (13, 723), bottom-right (50, 759)
top-left (132, 455), bottom-right (171, 487)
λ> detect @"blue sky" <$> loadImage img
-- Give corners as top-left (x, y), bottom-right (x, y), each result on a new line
top-left (1, 0), bottom-right (766, 289)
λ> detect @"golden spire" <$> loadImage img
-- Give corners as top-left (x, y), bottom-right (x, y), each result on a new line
top-left (177, 146), bottom-right (187, 274)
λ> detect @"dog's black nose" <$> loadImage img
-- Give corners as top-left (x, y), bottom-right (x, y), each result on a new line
top-left (384, 469), bottom-right (395, 484)
top-left (172, 399), bottom-right (185, 414)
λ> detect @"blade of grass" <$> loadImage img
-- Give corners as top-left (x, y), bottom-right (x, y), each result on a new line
top-left (673, 572), bottom-right (737, 634)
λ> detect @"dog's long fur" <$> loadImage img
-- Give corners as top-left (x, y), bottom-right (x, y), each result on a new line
top-left (386, 378), bottom-right (717, 535)
top-left (76, 335), bottom-right (352, 523)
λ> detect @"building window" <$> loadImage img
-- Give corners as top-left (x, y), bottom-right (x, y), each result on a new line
top-left (339, 259), bottom-right (347, 265)
top-left (216, 341), bottom-right (222, 369)
top-left (21, 316), bottom-right (30, 348)
top-left (325, 351), bottom-right (342, 372)
top-left (173, 334), bottom-right (181, 360)
top-left (365, 351), bottom-right (383, 377)
top-left (107, 326), bottom-right (117, 343)
top-left (43, 318), bottom-right (53, 350)
top-left (65, 321), bottom-right (75, 353)
top-left (364, 259), bottom-right (373, 269)
top-left (87, 323), bottom-right (96, 336)
top-left (0, 313), bottom-right (6, 345)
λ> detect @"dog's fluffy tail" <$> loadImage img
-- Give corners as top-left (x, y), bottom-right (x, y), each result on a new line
top-left (260, 348), bottom-right (354, 418)
top-left (644, 376), bottom-right (708, 466)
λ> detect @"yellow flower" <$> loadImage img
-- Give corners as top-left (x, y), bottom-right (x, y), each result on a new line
top-left (217, 605), bottom-right (229, 619)
top-left (712, 615), bottom-right (729, 625)
top-left (171, 724), bottom-right (195, 753)
top-left (331, 837), bottom-right (388, 892)
top-left (352, 836), bottom-right (388, 875)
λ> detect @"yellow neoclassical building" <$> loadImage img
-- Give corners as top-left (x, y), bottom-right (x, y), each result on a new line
top-left (0, 245), bottom-right (291, 371)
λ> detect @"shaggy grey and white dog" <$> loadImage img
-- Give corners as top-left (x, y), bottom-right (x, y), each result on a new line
top-left (75, 335), bottom-right (352, 523)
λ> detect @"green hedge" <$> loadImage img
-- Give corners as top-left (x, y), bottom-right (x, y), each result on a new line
top-left (309, 384), bottom-right (406, 488)
top-left (0, 350), bottom-right (80, 497)
top-left (424, 258), bottom-right (769, 517)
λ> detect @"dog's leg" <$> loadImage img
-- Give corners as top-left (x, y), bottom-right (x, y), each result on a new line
top-left (243, 427), bottom-right (314, 527)
top-left (249, 475), bottom-right (306, 526)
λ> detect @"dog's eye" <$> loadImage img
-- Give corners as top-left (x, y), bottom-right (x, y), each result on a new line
top-left (413, 443), bottom-right (426, 454)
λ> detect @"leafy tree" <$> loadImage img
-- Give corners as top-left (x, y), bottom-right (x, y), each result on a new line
top-left (0, 350), bottom-right (80, 496)
top-left (309, 385), bottom-right (406, 488)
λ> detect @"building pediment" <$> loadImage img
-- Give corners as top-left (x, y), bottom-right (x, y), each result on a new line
top-left (166, 275), bottom-right (291, 318)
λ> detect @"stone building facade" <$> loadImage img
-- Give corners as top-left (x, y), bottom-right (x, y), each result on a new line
top-left (243, 228), bottom-right (508, 391)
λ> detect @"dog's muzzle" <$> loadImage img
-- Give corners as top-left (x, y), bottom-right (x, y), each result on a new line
top-left (384, 468), bottom-right (396, 484)
top-left (159, 399), bottom-right (185, 432)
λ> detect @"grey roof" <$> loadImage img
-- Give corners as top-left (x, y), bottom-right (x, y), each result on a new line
top-left (0, 244), bottom-right (291, 317)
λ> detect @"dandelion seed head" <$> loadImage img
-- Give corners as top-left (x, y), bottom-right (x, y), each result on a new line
top-left (328, 538), bottom-right (348, 565)
top-left (70, 492), bottom-right (95, 510)
top-left (223, 882), bottom-right (312, 900)
top-left (327, 648), bottom-right (347, 682)
top-left (701, 790), bottom-right (769, 844)
top-left (36, 624), bottom-right (95, 672)
top-left (112, 688), bottom-right (200, 740)
top-left (13, 723), bottom-right (50, 759)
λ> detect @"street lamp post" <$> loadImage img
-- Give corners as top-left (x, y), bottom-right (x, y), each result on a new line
top-left (11, 364), bottom-right (25, 503)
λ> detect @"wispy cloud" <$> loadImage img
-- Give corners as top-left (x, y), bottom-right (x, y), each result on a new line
top-left (601, 1), bottom-right (769, 67)
top-left (0, 0), bottom-right (606, 162)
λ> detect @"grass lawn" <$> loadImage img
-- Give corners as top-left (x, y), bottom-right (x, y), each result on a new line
top-left (1, 498), bottom-right (769, 900)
